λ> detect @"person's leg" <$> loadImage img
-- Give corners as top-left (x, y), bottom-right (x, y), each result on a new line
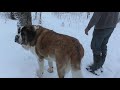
top-left (87, 28), bottom-right (115, 74)
top-left (87, 29), bottom-right (105, 72)
top-left (100, 28), bottom-right (114, 68)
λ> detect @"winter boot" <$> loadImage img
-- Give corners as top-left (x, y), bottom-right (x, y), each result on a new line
top-left (86, 54), bottom-right (102, 75)
top-left (99, 53), bottom-right (106, 72)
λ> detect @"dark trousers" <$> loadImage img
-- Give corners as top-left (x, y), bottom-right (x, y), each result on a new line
top-left (91, 28), bottom-right (114, 70)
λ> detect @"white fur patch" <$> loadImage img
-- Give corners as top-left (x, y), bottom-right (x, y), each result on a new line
top-left (29, 46), bottom-right (39, 59)
top-left (33, 25), bottom-right (40, 30)
top-left (22, 45), bottom-right (30, 50)
top-left (44, 55), bottom-right (56, 62)
top-left (71, 70), bottom-right (83, 78)
top-left (36, 59), bottom-right (44, 78)
top-left (65, 62), bottom-right (71, 74)
top-left (29, 46), bottom-right (45, 78)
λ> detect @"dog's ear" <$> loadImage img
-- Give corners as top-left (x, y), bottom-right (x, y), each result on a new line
top-left (27, 26), bottom-right (36, 42)
top-left (21, 25), bottom-right (36, 42)
top-left (22, 25), bottom-right (35, 31)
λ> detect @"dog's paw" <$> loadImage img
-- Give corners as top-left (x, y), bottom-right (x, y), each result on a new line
top-left (36, 69), bottom-right (44, 78)
top-left (47, 67), bottom-right (54, 73)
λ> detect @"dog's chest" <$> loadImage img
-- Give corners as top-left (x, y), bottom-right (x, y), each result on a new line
top-left (44, 55), bottom-right (56, 62)
top-left (30, 46), bottom-right (56, 62)
top-left (30, 46), bottom-right (39, 59)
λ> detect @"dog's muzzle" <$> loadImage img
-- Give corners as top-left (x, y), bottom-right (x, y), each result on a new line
top-left (15, 35), bottom-right (19, 43)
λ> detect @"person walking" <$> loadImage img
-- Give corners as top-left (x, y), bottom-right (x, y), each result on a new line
top-left (85, 12), bottom-right (119, 75)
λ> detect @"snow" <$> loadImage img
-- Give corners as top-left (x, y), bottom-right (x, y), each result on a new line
top-left (0, 12), bottom-right (120, 78)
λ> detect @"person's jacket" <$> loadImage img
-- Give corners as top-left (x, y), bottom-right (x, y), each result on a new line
top-left (87, 12), bottom-right (119, 30)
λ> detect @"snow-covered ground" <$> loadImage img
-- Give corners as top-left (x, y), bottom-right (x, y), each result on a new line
top-left (0, 12), bottom-right (120, 78)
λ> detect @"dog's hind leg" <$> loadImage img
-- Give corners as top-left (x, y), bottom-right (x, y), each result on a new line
top-left (55, 49), bottom-right (69, 78)
top-left (71, 62), bottom-right (83, 78)
top-left (71, 51), bottom-right (83, 78)
top-left (71, 69), bottom-right (83, 78)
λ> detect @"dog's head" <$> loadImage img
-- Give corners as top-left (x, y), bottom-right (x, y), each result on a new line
top-left (15, 25), bottom-right (36, 46)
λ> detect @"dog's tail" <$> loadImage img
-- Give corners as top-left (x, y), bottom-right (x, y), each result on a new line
top-left (70, 43), bottom-right (84, 78)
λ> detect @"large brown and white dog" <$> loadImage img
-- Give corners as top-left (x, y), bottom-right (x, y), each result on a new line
top-left (15, 25), bottom-right (84, 78)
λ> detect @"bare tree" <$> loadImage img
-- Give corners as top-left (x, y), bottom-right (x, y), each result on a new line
top-left (34, 12), bottom-right (42, 24)
top-left (10, 12), bottom-right (16, 20)
top-left (16, 12), bottom-right (32, 29)
top-left (87, 12), bottom-right (90, 19)
top-left (39, 12), bottom-right (42, 24)
top-left (118, 12), bottom-right (120, 23)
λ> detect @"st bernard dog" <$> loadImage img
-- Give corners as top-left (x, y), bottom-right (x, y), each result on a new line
top-left (15, 25), bottom-right (84, 78)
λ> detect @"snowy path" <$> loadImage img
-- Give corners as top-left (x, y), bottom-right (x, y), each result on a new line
top-left (0, 12), bottom-right (120, 78)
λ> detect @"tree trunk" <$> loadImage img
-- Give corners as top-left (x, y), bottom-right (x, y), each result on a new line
top-left (10, 12), bottom-right (16, 20)
top-left (39, 12), bottom-right (42, 24)
top-left (17, 12), bottom-right (32, 29)
top-left (87, 12), bottom-right (90, 19)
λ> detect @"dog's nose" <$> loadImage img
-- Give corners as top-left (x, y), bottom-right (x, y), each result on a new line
top-left (15, 35), bottom-right (19, 42)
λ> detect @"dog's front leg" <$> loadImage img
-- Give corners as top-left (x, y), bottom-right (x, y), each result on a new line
top-left (36, 59), bottom-right (44, 78)
top-left (47, 61), bottom-right (54, 73)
